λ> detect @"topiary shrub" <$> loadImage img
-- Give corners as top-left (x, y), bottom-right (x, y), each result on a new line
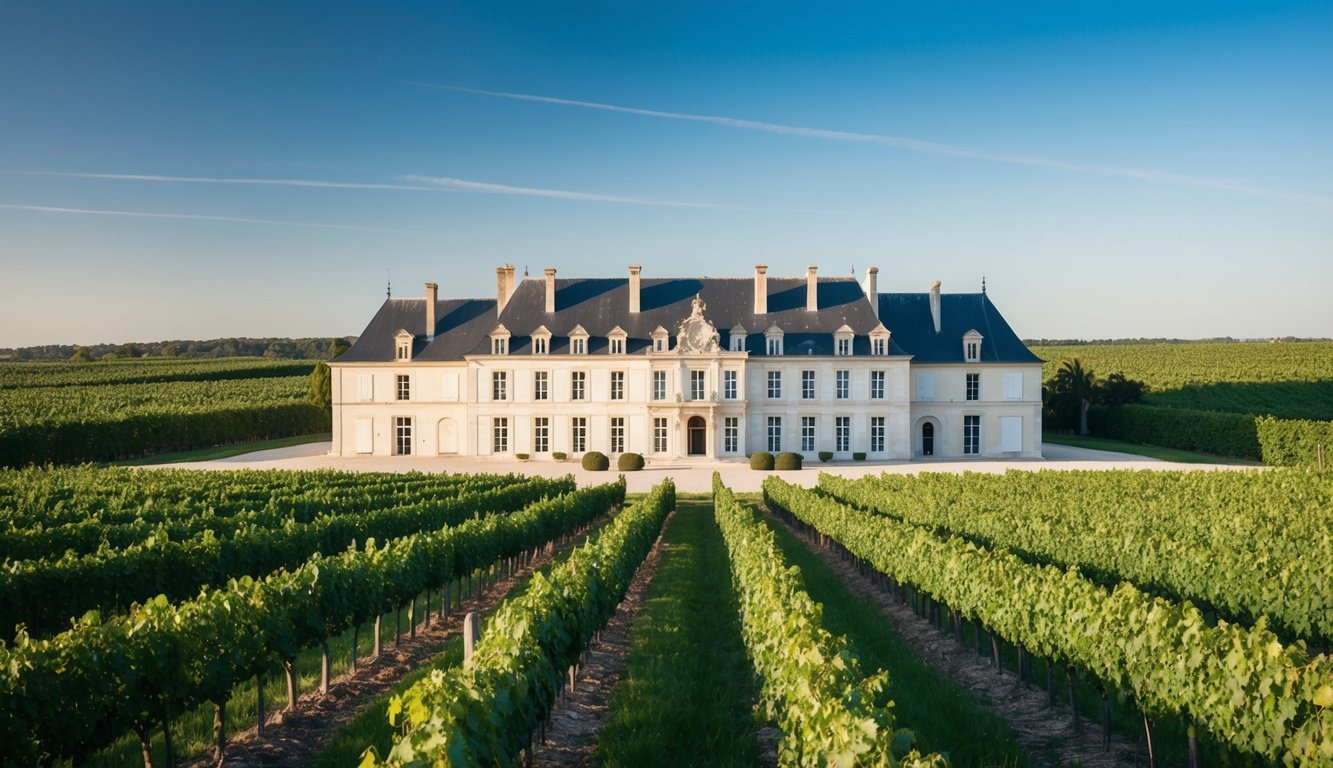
top-left (750, 451), bottom-right (775, 470)
top-left (617, 452), bottom-right (645, 471)
top-left (818, 451), bottom-right (833, 462)
top-left (515, 453), bottom-right (530, 461)
top-left (774, 452), bottom-right (803, 470)
top-left (581, 451), bottom-right (610, 471)
top-left (853, 452), bottom-right (867, 461)
top-left (552, 451), bottom-right (567, 461)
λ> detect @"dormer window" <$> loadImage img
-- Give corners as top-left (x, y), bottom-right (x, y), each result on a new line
top-left (869, 324), bottom-right (890, 356)
top-left (489, 324), bottom-right (511, 356)
top-left (729, 324), bottom-right (747, 353)
top-left (608, 326), bottom-right (628, 355)
top-left (569, 324), bottom-right (588, 355)
top-left (764, 325), bottom-right (784, 356)
top-left (531, 325), bottom-right (551, 355)
top-left (394, 330), bottom-right (414, 361)
top-left (833, 324), bottom-right (854, 356)
top-left (650, 326), bottom-right (669, 353)
top-left (963, 329), bottom-right (984, 362)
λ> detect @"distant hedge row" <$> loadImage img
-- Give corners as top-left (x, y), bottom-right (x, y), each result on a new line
top-left (1091, 403), bottom-right (1332, 467)
top-left (0, 403), bottom-right (329, 466)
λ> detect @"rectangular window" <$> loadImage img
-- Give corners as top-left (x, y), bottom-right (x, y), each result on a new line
top-left (835, 370), bottom-right (849, 400)
top-left (966, 373), bottom-right (980, 401)
top-left (801, 416), bottom-right (816, 452)
top-left (492, 417), bottom-right (509, 453)
top-left (690, 370), bottom-right (705, 400)
top-left (534, 417), bottom-right (550, 453)
top-left (652, 370), bottom-right (666, 401)
top-left (835, 416), bottom-right (850, 452)
top-left (610, 371), bottom-right (625, 400)
top-left (653, 417), bottom-right (668, 453)
top-left (731, 335), bottom-right (745, 352)
top-left (654, 337), bottom-right (666, 352)
top-left (836, 337), bottom-right (851, 356)
top-left (1003, 371), bottom-right (1023, 401)
top-left (966, 341), bottom-right (980, 361)
top-left (870, 416), bottom-right (885, 453)
top-left (395, 374), bottom-right (410, 401)
top-left (610, 337), bottom-right (625, 354)
top-left (533, 337), bottom-right (548, 354)
top-left (724, 417), bottom-right (738, 453)
top-left (492, 337), bottom-right (507, 355)
top-left (356, 374), bottom-right (373, 402)
top-left (767, 336), bottom-right (782, 355)
top-left (572, 337), bottom-right (586, 354)
top-left (767, 370), bottom-right (782, 399)
top-left (801, 370), bottom-right (815, 400)
top-left (396, 342), bottom-right (409, 361)
top-left (492, 371), bottom-right (507, 401)
top-left (571, 417), bottom-right (587, 453)
top-left (767, 416), bottom-right (782, 453)
top-left (571, 370), bottom-right (586, 400)
top-left (1000, 416), bottom-right (1022, 452)
top-left (964, 415), bottom-right (981, 455)
top-left (395, 416), bottom-right (413, 455)
top-left (723, 370), bottom-right (737, 400)
top-left (355, 418), bottom-right (373, 454)
top-left (534, 371), bottom-right (548, 401)
top-left (610, 417), bottom-right (626, 453)
top-left (872, 337), bottom-right (887, 355)
top-left (917, 372), bottom-right (935, 401)
top-left (870, 371), bottom-right (885, 400)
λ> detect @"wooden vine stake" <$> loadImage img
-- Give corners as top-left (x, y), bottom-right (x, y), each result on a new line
top-left (1143, 714), bottom-right (1157, 768)
top-left (256, 673), bottom-right (266, 734)
top-left (373, 615), bottom-right (382, 659)
top-left (212, 701), bottom-right (226, 766)
top-left (320, 637), bottom-right (331, 695)
top-left (463, 611), bottom-right (480, 667)
top-left (284, 658), bottom-right (298, 711)
top-left (1187, 722), bottom-right (1202, 768)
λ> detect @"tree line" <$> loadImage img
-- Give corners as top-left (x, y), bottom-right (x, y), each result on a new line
top-left (0, 337), bottom-right (356, 362)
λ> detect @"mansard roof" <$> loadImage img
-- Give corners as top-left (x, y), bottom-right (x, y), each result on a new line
top-left (340, 274), bottom-right (1039, 364)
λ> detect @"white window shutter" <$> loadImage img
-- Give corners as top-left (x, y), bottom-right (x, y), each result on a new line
top-left (1003, 372), bottom-right (1023, 401)
top-left (355, 418), bottom-right (373, 454)
top-left (917, 372), bottom-right (934, 401)
top-left (1000, 416), bottom-right (1022, 452)
top-left (442, 372), bottom-right (459, 401)
top-left (357, 374), bottom-right (373, 402)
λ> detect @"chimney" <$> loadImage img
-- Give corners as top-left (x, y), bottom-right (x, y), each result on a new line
top-left (929, 280), bottom-right (942, 333)
top-left (754, 264), bottom-right (768, 315)
top-left (863, 267), bottom-right (878, 319)
top-left (496, 264), bottom-right (516, 313)
top-left (425, 282), bottom-right (438, 341)
top-left (806, 265), bottom-right (818, 312)
top-left (628, 265), bottom-right (641, 314)
top-left (544, 267), bottom-right (557, 313)
top-left (504, 264), bottom-right (515, 306)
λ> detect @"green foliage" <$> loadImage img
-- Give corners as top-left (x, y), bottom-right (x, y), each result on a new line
top-left (369, 479), bottom-right (671, 767)
top-left (1257, 416), bottom-right (1333, 468)
top-left (818, 469), bottom-right (1333, 643)
top-left (713, 475), bottom-right (941, 768)
top-left (0, 337), bottom-right (354, 362)
top-left (69, 347), bottom-right (94, 363)
top-left (818, 451), bottom-right (833, 462)
top-left (774, 452), bottom-right (803, 470)
top-left (307, 361), bottom-right (332, 411)
top-left (552, 451), bottom-right (567, 461)
top-left (749, 451), bottom-right (775, 470)
top-left (618, 452), bottom-right (645, 471)
top-left (582, 451), bottom-right (610, 471)
top-left (1097, 403), bottom-right (1261, 459)
top-left (515, 453), bottom-right (530, 461)
top-left (0, 477), bottom-right (626, 765)
top-left (764, 478), bottom-right (1333, 766)
top-left (852, 452), bottom-right (867, 461)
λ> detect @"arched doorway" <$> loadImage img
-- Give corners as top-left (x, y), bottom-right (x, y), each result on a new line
top-left (687, 416), bottom-right (706, 456)
top-left (921, 421), bottom-right (934, 456)
top-left (437, 418), bottom-right (458, 454)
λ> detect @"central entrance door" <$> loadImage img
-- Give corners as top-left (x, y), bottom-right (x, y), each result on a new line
top-left (922, 422), bottom-right (935, 456)
top-left (687, 416), bottom-right (706, 456)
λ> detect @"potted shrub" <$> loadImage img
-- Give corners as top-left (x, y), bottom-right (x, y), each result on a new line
top-left (775, 452), bottom-right (803, 470)
top-left (515, 453), bottom-right (530, 461)
top-left (749, 451), bottom-right (775, 470)
top-left (853, 452), bottom-right (867, 461)
top-left (818, 451), bottom-right (833, 462)
top-left (552, 451), bottom-right (567, 462)
top-left (617, 452), bottom-right (645, 471)
top-left (581, 451), bottom-right (610, 471)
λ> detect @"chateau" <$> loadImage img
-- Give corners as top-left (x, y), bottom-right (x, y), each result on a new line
top-left (329, 265), bottom-right (1043, 461)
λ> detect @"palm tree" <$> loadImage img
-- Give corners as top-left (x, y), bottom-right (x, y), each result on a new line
top-left (1054, 358), bottom-right (1096, 436)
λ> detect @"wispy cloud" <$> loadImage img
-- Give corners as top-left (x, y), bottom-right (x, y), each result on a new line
top-left (0, 169), bottom-right (823, 212)
top-left (0, 203), bottom-right (430, 233)
top-left (423, 83), bottom-right (1333, 210)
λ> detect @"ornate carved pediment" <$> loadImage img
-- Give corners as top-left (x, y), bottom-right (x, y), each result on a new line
top-left (676, 294), bottom-right (720, 353)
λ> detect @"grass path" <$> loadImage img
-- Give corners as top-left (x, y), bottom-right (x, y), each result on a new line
top-left (1042, 433), bottom-right (1256, 464)
top-left (594, 499), bottom-right (762, 768)
top-left (111, 432), bottom-right (330, 465)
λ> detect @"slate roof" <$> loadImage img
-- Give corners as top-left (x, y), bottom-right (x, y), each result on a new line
top-left (339, 275), bottom-right (1039, 364)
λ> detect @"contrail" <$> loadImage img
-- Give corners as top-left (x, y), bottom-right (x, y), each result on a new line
top-left (0, 203), bottom-right (433, 233)
top-left (423, 83), bottom-right (1333, 210)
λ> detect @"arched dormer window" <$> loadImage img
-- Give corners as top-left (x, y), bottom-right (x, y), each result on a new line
top-left (729, 324), bottom-right (748, 353)
top-left (489, 324), bottom-right (511, 356)
top-left (869, 323), bottom-right (890, 356)
top-left (531, 325), bottom-right (551, 355)
top-left (963, 329), bottom-right (984, 362)
top-left (608, 326), bottom-right (628, 355)
top-left (394, 329), bottom-right (414, 361)
top-left (568, 324), bottom-right (588, 355)
top-left (833, 324), bottom-right (854, 356)
top-left (650, 326), bottom-right (669, 353)
top-left (764, 324), bottom-right (784, 356)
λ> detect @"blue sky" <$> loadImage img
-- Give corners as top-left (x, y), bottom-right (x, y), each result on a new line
top-left (1, 1), bottom-right (1330, 347)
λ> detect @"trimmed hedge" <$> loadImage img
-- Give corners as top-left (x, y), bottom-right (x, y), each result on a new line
top-left (774, 452), bottom-right (803, 470)
top-left (749, 451), bottom-right (775, 470)
top-left (617, 452), bottom-right (645, 471)
top-left (818, 451), bottom-right (833, 462)
top-left (853, 452), bottom-right (867, 461)
top-left (1256, 416), bottom-right (1333, 467)
top-left (581, 451), bottom-right (610, 471)
top-left (1096, 404), bottom-right (1261, 461)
